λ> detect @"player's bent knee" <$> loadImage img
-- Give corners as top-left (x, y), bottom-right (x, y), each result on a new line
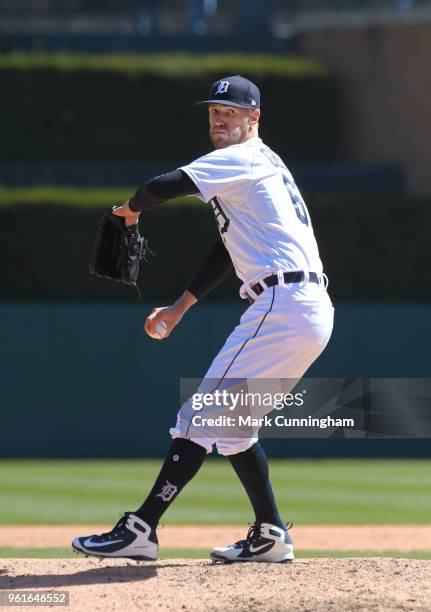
top-left (215, 437), bottom-right (258, 456)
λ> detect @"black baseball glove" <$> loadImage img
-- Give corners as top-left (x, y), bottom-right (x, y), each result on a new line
top-left (88, 208), bottom-right (153, 293)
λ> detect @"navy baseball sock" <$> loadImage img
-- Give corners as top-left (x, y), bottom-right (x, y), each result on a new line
top-left (228, 442), bottom-right (285, 529)
top-left (134, 438), bottom-right (207, 526)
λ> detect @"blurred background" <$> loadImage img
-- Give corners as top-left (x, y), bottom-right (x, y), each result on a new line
top-left (1, 0), bottom-right (431, 461)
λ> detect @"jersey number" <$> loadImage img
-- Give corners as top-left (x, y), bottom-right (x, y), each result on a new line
top-left (282, 175), bottom-right (309, 227)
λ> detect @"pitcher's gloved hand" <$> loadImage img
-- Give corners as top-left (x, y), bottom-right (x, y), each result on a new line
top-left (88, 208), bottom-right (153, 289)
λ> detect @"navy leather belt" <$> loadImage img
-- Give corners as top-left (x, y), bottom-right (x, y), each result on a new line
top-left (250, 271), bottom-right (320, 298)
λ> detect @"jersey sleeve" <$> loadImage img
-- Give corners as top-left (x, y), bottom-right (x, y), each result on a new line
top-left (187, 236), bottom-right (232, 301)
top-left (180, 147), bottom-right (252, 203)
top-left (128, 169), bottom-right (199, 211)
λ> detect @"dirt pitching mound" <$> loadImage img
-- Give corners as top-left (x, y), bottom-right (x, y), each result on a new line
top-left (2, 524), bottom-right (431, 550)
top-left (1, 558), bottom-right (430, 611)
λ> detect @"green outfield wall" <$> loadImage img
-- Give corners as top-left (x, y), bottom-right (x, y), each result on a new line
top-left (1, 301), bottom-right (430, 458)
top-left (0, 53), bottom-right (336, 164)
top-left (1, 195), bottom-right (430, 300)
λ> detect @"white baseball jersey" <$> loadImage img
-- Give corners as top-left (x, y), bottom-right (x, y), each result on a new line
top-left (180, 136), bottom-right (324, 298)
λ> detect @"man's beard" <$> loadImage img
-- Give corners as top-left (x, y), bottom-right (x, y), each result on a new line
top-left (210, 133), bottom-right (229, 149)
top-left (209, 126), bottom-right (247, 149)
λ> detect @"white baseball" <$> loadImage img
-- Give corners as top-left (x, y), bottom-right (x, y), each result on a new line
top-left (151, 319), bottom-right (168, 340)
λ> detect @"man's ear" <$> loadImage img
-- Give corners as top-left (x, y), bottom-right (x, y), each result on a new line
top-left (249, 109), bottom-right (261, 126)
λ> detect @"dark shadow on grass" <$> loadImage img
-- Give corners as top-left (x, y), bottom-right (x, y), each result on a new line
top-left (0, 562), bottom-right (190, 588)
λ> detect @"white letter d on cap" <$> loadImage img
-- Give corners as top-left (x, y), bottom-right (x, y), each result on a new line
top-left (215, 81), bottom-right (230, 95)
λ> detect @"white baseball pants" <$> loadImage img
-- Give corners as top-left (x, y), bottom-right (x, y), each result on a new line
top-left (170, 281), bottom-right (334, 455)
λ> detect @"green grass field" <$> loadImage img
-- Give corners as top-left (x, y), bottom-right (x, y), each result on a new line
top-left (0, 459), bottom-right (430, 525)
top-left (1, 548), bottom-right (430, 560)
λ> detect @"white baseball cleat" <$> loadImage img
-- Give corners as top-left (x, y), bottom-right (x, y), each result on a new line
top-left (72, 512), bottom-right (158, 561)
top-left (211, 522), bottom-right (294, 563)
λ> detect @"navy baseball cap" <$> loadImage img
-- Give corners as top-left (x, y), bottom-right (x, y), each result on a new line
top-left (195, 75), bottom-right (260, 109)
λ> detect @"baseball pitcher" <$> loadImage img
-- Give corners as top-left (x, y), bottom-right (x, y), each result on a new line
top-left (73, 76), bottom-right (334, 563)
